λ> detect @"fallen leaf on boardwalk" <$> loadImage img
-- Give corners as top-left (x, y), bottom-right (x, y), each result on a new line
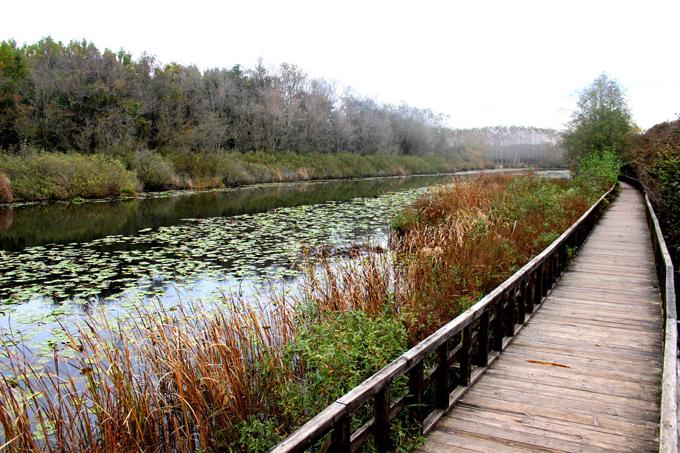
top-left (526, 359), bottom-right (570, 368)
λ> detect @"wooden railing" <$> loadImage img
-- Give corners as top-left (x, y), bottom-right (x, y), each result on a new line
top-left (619, 175), bottom-right (678, 453)
top-left (272, 183), bottom-right (617, 453)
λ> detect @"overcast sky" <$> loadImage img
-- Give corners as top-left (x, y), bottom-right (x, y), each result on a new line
top-left (3, 0), bottom-right (679, 130)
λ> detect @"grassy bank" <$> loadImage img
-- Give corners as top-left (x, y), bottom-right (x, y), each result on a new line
top-left (0, 155), bottom-right (618, 451)
top-left (0, 150), bottom-right (476, 202)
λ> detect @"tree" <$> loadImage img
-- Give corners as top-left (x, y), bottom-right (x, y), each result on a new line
top-left (0, 39), bottom-right (27, 148)
top-left (562, 74), bottom-right (632, 163)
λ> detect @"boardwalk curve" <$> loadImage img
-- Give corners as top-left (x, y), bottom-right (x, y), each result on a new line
top-left (419, 182), bottom-right (663, 452)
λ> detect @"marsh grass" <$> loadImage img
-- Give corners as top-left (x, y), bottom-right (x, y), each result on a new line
top-left (0, 149), bottom-right (469, 202)
top-left (0, 153), bottom-right (138, 201)
top-left (0, 167), bottom-right (617, 451)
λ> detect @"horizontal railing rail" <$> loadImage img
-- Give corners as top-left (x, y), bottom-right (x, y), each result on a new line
top-left (272, 183), bottom-right (618, 453)
top-left (619, 175), bottom-right (678, 453)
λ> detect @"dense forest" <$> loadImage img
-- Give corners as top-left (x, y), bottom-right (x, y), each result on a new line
top-left (0, 38), bottom-right (562, 158)
top-left (0, 37), bottom-right (562, 202)
top-left (0, 37), bottom-right (452, 155)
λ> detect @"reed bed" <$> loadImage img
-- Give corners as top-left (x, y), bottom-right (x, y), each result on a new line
top-left (0, 165), bottom-right (618, 451)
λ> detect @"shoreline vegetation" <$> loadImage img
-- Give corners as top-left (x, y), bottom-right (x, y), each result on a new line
top-left (0, 151), bottom-right (619, 452)
top-left (0, 150), bottom-right (481, 203)
top-left (626, 118), bottom-right (680, 296)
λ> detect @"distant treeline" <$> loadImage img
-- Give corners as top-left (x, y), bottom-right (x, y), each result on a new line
top-left (0, 37), bottom-right (453, 155)
top-left (449, 126), bottom-right (564, 168)
top-left (0, 38), bottom-right (560, 162)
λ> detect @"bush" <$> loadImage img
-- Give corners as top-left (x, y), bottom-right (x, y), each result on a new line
top-left (0, 152), bottom-right (139, 201)
top-left (165, 149), bottom-right (255, 188)
top-left (572, 149), bottom-right (621, 196)
top-left (627, 119), bottom-right (680, 287)
top-left (282, 311), bottom-right (407, 413)
top-left (128, 150), bottom-right (181, 191)
top-left (0, 172), bottom-right (12, 203)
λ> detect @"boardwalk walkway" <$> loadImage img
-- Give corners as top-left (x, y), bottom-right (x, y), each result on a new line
top-left (419, 183), bottom-right (663, 452)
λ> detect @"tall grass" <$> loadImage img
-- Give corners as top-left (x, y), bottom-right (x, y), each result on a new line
top-left (0, 163), bottom-right (616, 451)
top-left (0, 149), bottom-right (472, 202)
top-left (164, 150), bottom-right (468, 188)
top-left (0, 152), bottom-right (138, 201)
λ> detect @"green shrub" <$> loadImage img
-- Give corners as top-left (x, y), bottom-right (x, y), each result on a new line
top-left (165, 149), bottom-right (255, 187)
top-left (128, 150), bottom-right (181, 191)
top-left (572, 149), bottom-right (621, 196)
top-left (278, 310), bottom-right (407, 426)
top-left (0, 152), bottom-right (139, 201)
top-left (627, 119), bottom-right (680, 287)
top-left (233, 417), bottom-right (282, 452)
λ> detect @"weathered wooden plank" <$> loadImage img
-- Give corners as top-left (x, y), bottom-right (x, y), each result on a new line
top-left (415, 439), bottom-right (478, 453)
top-left (517, 331), bottom-right (662, 354)
top-left (508, 340), bottom-right (663, 366)
top-left (466, 385), bottom-right (660, 422)
top-left (561, 270), bottom-right (657, 282)
top-left (535, 308), bottom-right (662, 327)
top-left (483, 367), bottom-right (661, 401)
top-left (458, 394), bottom-right (659, 439)
top-left (520, 326), bottom-right (663, 348)
top-left (542, 299), bottom-right (662, 318)
top-left (451, 405), bottom-right (657, 451)
top-left (532, 314), bottom-right (661, 333)
top-left (547, 288), bottom-right (662, 305)
top-left (426, 428), bottom-right (545, 452)
top-left (439, 416), bottom-right (623, 452)
top-left (479, 373), bottom-right (660, 411)
top-left (499, 348), bottom-right (663, 377)
top-left (511, 335), bottom-right (661, 360)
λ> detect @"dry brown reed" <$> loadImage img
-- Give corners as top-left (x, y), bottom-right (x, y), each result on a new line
top-left (0, 173), bottom-right (12, 203)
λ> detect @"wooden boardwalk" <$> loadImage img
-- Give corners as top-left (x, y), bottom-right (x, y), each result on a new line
top-left (419, 183), bottom-right (664, 452)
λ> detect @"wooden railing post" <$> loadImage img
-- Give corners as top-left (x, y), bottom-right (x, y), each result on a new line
top-left (330, 414), bottom-right (351, 453)
top-left (518, 280), bottom-right (527, 322)
top-left (374, 386), bottom-right (391, 452)
top-left (504, 292), bottom-right (514, 337)
top-left (541, 262), bottom-right (549, 297)
top-left (435, 341), bottom-right (450, 408)
top-left (406, 362), bottom-right (425, 424)
top-left (535, 266), bottom-right (544, 305)
top-left (493, 298), bottom-right (504, 351)
top-left (460, 325), bottom-right (472, 386)
top-left (526, 274), bottom-right (535, 314)
top-left (548, 257), bottom-right (555, 289)
top-left (475, 311), bottom-right (490, 367)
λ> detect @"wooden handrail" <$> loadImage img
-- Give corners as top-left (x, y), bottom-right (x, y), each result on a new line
top-left (620, 175), bottom-right (678, 453)
top-left (272, 183), bottom-right (617, 453)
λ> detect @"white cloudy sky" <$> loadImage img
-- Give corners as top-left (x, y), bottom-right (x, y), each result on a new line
top-left (3, 0), bottom-right (679, 130)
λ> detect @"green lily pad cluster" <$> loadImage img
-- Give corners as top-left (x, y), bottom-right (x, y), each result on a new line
top-left (0, 183), bottom-right (437, 352)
